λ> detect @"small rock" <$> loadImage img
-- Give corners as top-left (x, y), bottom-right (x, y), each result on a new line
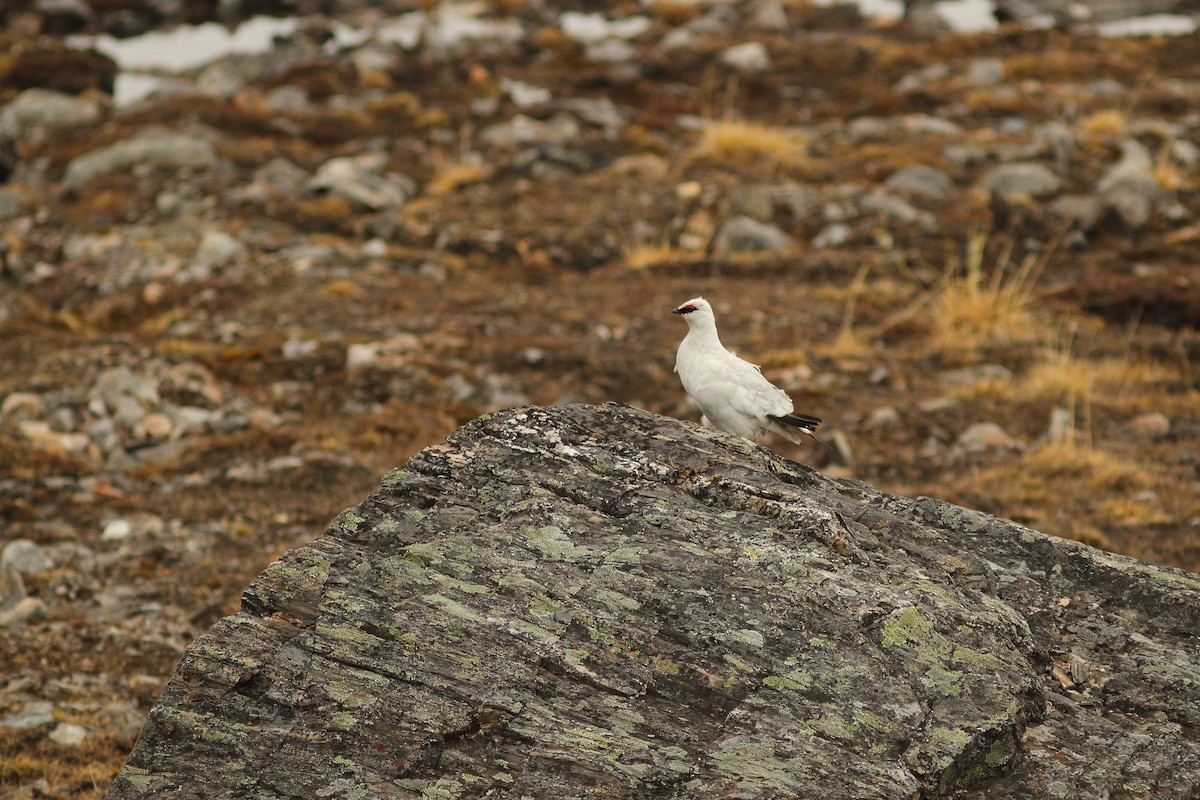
top-left (194, 230), bottom-right (246, 269)
top-left (0, 597), bottom-right (48, 627)
top-left (0, 701), bottom-right (54, 729)
top-left (17, 421), bottom-right (92, 456)
top-left (92, 366), bottom-right (159, 428)
top-left (1127, 412), bottom-right (1170, 440)
top-left (884, 165), bottom-right (954, 200)
top-left (1050, 194), bottom-right (1104, 231)
top-left (865, 406), bottom-right (901, 429)
top-left (49, 722), bottom-right (87, 746)
top-left (560, 12), bottom-right (650, 44)
top-left (480, 114), bottom-right (581, 148)
top-left (721, 41), bottom-right (770, 73)
top-left (964, 57), bottom-right (1004, 87)
top-left (2, 539), bottom-right (52, 574)
top-left (138, 412), bottom-right (175, 440)
top-left (860, 192), bottom-right (937, 229)
top-left (311, 154), bottom-right (417, 211)
top-left (812, 223), bottom-right (853, 249)
top-left (1, 392), bottom-right (41, 419)
top-left (101, 519), bottom-right (133, 541)
top-left (0, 88), bottom-right (102, 142)
top-left (957, 422), bottom-right (1018, 452)
top-left (62, 130), bottom-right (220, 190)
top-left (501, 79), bottom-right (551, 110)
top-left (713, 216), bottom-right (794, 254)
top-left (749, 0), bottom-right (789, 30)
top-left (982, 162), bottom-right (1063, 200)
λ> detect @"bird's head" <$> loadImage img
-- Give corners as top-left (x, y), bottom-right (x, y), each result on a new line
top-left (672, 297), bottom-right (713, 325)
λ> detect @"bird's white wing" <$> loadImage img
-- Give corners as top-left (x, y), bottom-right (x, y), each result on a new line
top-left (684, 350), bottom-right (792, 421)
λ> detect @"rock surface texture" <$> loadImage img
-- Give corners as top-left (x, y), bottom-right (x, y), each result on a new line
top-left (108, 404), bottom-right (1199, 800)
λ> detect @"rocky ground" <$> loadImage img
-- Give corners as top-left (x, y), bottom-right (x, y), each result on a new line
top-left (0, 0), bottom-right (1197, 797)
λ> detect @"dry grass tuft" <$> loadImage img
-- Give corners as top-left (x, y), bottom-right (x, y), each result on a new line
top-left (426, 159), bottom-right (491, 198)
top-left (1079, 109), bottom-right (1126, 136)
top-left (1025, 439), bottom-right (1151, 493)
top-left (820, 264), bottom-right (873, 360)
top-left (621, 238), bottom-right (704, 270)
top-left (927, 234), bottom-right (1050, 350)
top-left (687, 120), bottom-right (809, 169)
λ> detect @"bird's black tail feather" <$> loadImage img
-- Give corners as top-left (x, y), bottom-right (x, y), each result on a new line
top-left (772, 412), bottom-right (822, 432)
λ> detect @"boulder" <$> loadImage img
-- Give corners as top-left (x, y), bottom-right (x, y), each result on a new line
top-left (108, 404), bottom-right (1200, 800)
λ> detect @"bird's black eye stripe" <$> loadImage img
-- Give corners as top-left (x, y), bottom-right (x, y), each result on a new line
top-left (678, 305), bottom-right (696, 314)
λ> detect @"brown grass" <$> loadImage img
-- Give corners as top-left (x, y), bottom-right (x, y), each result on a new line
top-left (687, 120), bottom-right (809, 169)
top-left (621, 237), bottom-right (704, 270)
top-left (425, 160), bottom-right (491, 198)
top-left (927, 234), bottom-right (1050, 351)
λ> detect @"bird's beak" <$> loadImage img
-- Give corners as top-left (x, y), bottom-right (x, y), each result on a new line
top-left (672, 307), bottom-right (684, 315)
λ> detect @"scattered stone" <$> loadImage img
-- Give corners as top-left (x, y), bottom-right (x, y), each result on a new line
top-left (2, 540), bottom-right (52, 574)
top-left (812, 222), bottom-right (853, 249)
top-left (0, 701), bottom-right (54, 729)
top-left (500, 78), bottom-right (551, 110)
top-left (884, 165), bottom-right (954, 199)
top-left (49, 722), bottom-right (88, 746)
top-left (982, 162), bottom-right (1063, 199)
top-left (560, 11), bottom-right (650, 44)
top-left (101, 519), bottom-right (133, 541)
top-left (1, 392), bottom-right (41, 419)
top-left (860, 191), bottom-right (937, 229)
top-left (310, 154), bottom-right (417, 211)
top-left (721, 41), bottom-right (770, 73)
top-left (0, 88), bottom-right (102, 143)
top-left (749, 0), bottom-right (789, 30)
top-left (92, 366), bottom-right (160, 429)
top-left (17, 421), bottom-right (92, 456)
top-left (1127, 412), bottom-right (1170, 440)
top-left (712, 215), bottom-right (794, 254)
top-left (346, 334), bottom-right (422, 370)
top-left (193, 230), bottom-right (246, 269)
top-left (865, 406), bottom-right (902, 429)
top-left (1050, 194), bottom-right (1104, 231)
top-left (957, 421), bottom-right (1019, 451)
top-left (62, 131), bottom-right (220, 191)
top-left (480, 114), bottom-right (581, 147)
top-left (964, 57), bottom-right (1004, 87)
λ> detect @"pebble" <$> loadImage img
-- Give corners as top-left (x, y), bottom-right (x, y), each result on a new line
top-left (982, 162), bottom-right (1063, 199)
top-left (49, 722), bottom-right (88, 746)
top-left (194, 230), bottom-right (246, 269)
top-left (957, 422), bottom-right (1019, 452)
top-left (1, 392), bottom-right (41, 419)
top-left (480, 113), bottom-right (581, 148)
top-left (713, 216), bottom-right (794, 254)
top-left (101, 519), bottom-right (133, 541)
top-left (0, 88), bottom-right (102, 143)
top-left (964, 58), bottom-right (1004, 87)
top-left (865, 406), bottom-right (902, 429)
top-left (310, 154), bottom-right (417, 211)
top-left (2, 540), bottom-right (52, 574)
top-left (812, 223), bottom-right (853, 249)
top-left (884, 165), bottom-right (954, 199)
top-left (721, 41), bottom-right (770, 73)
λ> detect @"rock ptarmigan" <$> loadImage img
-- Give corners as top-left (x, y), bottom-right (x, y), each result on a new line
top-left (673, 297), bottom-right (822, 444)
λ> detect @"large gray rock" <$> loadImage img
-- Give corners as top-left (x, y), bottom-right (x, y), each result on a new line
top-left (107, 404), bottom-right (1199, 800)
top-left (62, 131), bottom-right (220, 190)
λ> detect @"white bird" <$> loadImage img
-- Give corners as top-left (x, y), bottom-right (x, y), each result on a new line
top-left (672, 297), bottom-right (822, 445)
